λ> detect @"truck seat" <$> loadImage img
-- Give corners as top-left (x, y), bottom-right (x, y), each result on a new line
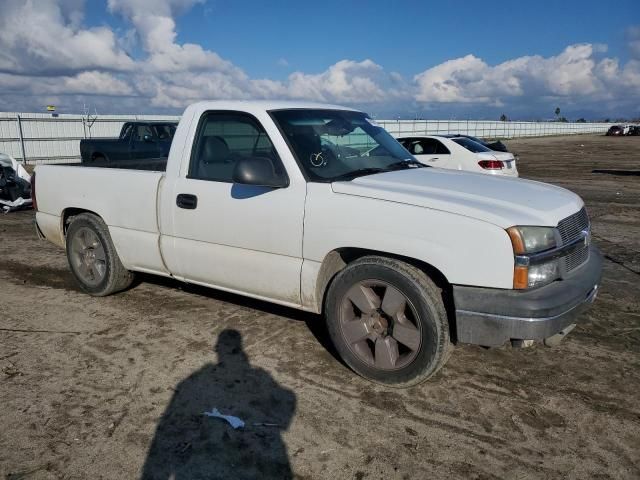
top-left (195, 136), bottom-right (235, 180)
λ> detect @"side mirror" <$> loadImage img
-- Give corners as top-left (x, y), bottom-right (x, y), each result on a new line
top-left (232, 157), bottom-right (288, 188)
top-left (143, 134), bottom-right (154, 143)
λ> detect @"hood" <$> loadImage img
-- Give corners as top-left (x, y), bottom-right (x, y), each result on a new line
top-left (331, 168), bottom-right (583, 228)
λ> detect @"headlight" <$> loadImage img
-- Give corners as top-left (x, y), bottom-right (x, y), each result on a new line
top-left (526, 261), bottom-right (559, 288)
top-left (507, 226), bottom-right (560, 289)
top-left (507, 226), bottom-right (557, 254)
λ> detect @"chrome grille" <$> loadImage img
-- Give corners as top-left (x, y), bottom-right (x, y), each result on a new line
top-left (564, 244), bottom-right (589, 272)
top-left (557, 207), bottom-right (589, 245)
top-left (557, 207), bottom-right (590, 273)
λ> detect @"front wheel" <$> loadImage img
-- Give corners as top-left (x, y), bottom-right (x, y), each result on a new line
top-left (66, 213), bottom-right (134, 296)
top-left (325, 256), bottom-right (451, 387)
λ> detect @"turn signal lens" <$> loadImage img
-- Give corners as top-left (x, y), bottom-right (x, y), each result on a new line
top-left (513, 265), bottom-right (529, 289)
top-left (478, 160), bottom-right (504, 170)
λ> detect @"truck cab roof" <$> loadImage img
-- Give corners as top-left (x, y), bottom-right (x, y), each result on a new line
top-left (185, 100), bottom-right (360, 113)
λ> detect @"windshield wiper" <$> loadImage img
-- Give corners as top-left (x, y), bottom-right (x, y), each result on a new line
top-left (385, 159), bottom-right (426, 170)
top-left (331, 168), bottom-right (387, 182)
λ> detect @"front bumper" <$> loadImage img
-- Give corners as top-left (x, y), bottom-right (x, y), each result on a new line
top-left (453, 245), bottom-right (602, 346)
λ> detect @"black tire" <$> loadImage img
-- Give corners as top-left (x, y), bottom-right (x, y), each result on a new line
top-left (325, 256), bottom-right (451, 387)
top-left (65, 213), bottom-right (134, 296)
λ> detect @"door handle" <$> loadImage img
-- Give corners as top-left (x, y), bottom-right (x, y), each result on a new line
top-left (428, 157), bottom-right (439, 161)
top-left (176, 193), bottom-right (198, 209)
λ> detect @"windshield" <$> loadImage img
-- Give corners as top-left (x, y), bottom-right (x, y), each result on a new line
top-left (270, 109), bottom-right (419, 181)
top-left (452, 137), bottom-right (493, 153)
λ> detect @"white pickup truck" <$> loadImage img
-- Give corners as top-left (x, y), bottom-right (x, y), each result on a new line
top-left (33, 101), bottom-right (602, 386)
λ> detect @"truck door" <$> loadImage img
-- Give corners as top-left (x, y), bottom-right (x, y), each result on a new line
top-left (160, 111), bottom-right (306, 306)
top-left (131, 124), bottom-right (160, 160)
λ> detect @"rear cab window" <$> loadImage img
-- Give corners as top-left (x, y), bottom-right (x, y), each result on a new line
top-left (134, 124), bottom-right (154, 141)
top-left (153, 124), bottom-right (177, 140)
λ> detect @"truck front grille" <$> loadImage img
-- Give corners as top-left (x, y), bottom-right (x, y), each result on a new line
top-left (563, 244), bottom-right (590, 272)
top-left (558, 207), bottom-right (590, 273)
top-left (557, 207), bottom-right (589, 245)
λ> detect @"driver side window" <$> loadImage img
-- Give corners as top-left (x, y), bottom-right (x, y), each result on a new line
top-left (188, 112), bottom-right (282, 183)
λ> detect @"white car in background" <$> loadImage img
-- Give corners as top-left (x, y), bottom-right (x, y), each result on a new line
top-left (397, 135), bottom-right (518, 177)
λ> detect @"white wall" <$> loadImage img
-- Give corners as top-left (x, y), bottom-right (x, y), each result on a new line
top-left (0, 112), bottom-right (616, 165)
top-left (378, 119), bottom-right (614, 139)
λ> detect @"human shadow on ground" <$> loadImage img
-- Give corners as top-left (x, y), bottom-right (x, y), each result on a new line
top-left (140, 329), bottom-right (297, 479)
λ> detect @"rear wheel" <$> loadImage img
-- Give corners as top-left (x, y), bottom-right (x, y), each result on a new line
top-left (325, 256), bottom-right (451, 387)
top-left (65, 213), bottom-right (134, 296)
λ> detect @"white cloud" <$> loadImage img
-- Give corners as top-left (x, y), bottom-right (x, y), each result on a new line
top-left (0, 1), bottom-right (638, 118)
top-left (107, 0), bottom-right (221, 73)
top-left (409, 42), bottom-right (640, 119)
top-left (0, 0), bottom-right (134, 75)
top-left (413, 44), bottom-right (610, 105)
top-left (61, 71), bottom-right (134, 96)
top-left (0, 71), bottom-right (133, 97)
top-left (286, 60), bottom-right (401, 103)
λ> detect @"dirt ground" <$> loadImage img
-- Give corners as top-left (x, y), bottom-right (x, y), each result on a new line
top-left (1, 134), bottom-right (639, 480)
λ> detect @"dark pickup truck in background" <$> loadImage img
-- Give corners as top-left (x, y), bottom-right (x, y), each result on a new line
top-left (80, 121), bottom-right (177, 163)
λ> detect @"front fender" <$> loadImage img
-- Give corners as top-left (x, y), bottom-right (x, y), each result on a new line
top-left (304, 184), bottom-right (514, 290)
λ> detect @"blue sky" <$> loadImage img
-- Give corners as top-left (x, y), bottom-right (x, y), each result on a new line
top-left (1, 0), bottom-right (639, 119)
top-left (176, 0), bottom-right (637, 78)
top-left (83, 0), bottom-right (637, 76)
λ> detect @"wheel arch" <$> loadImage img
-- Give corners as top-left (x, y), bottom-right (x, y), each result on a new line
top-left (62, 207), bottom-right (103, 236)
top-left (314, 247), bottom-right (456, 341)
top-left (91, 151), bottom-right (108, 161)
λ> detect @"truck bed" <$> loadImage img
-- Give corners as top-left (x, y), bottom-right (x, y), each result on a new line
top-left (34, 164), bottom-right (167, 274)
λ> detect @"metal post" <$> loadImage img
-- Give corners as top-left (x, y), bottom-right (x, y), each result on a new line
top-left (16, 114), bottom-right (27, 165)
